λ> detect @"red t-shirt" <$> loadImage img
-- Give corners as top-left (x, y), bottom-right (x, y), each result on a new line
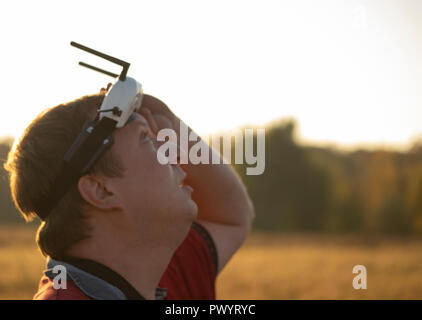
top-left (34, 222), bottom-right (218, 300)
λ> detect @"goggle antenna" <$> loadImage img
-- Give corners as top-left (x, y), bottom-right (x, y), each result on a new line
top-left (70, 41), bottom-right (130, 81)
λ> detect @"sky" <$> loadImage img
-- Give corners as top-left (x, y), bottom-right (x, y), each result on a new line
top-left (1, 0), bottom-right (422, 151)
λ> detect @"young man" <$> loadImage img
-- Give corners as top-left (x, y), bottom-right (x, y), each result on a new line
top-left (4, 90), bottom-right (255, 300)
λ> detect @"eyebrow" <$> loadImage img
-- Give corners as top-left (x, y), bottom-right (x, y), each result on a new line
top-left (126, 113), bottom-right (148, 128)
top-left (126, 113), bottom-right (136, 125)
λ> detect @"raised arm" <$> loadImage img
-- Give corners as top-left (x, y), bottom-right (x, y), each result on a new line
top-left (139, 95), bottom-right (255, 273)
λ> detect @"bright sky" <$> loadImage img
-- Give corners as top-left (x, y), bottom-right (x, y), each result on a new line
top-left (1, 0), bottom-right (422, 150)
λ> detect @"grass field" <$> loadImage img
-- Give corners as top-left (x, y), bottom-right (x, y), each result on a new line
top-left (1, 226), bottom-right (422, 299)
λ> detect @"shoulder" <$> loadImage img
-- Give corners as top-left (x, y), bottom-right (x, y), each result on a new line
top-left (168, 221), bottom-right (218, 276)
top-left (159, 221), bottom-right (218, 299)
top-left (186, 221), bottom-right (219, 273)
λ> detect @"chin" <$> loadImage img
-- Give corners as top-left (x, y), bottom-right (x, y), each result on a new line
top-left (174, 202), bottom-right (198, 243)
top-left (188, 199), bottom-right (198, 220)
top-left (180, 198), bottom-right (198, 223)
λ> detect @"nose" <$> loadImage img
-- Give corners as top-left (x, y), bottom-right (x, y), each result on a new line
top-left (176, 165), bottom-right (187, 185)
top-left (155, 138), bottom-right (187, 165)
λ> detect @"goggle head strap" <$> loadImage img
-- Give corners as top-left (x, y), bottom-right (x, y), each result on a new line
top-left (34, 116), bottom-right (117, 220)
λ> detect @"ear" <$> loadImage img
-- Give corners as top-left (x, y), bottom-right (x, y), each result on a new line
top-left (77, 175), bottom-right (122, 211)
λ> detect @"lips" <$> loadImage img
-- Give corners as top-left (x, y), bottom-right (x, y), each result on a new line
top-left (178, 178), bottom-right (193, 192)
top-left (181, 184), bottom-right (194, 193)
top-left (177, 170), bottom-right (193, 193)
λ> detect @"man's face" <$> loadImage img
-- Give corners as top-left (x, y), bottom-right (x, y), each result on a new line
top-left (106, 112), bottom-right (197, 233)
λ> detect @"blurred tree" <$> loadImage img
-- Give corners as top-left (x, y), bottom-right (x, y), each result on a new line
top-left (0, 138), bottom-right (25, 224)
top-left (233, 120), bottom-right (330, 232)
top-left (1, 125), bottom-right (422, 236)
top-left (405, 160), bottom-right (422, 235)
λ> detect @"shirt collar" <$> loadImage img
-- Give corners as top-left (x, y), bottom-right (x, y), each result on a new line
top-left (45, 257), bottom-right (167, 300)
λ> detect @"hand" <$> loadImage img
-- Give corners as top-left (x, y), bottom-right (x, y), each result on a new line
top-left (138, 94), bottom-right (181, 136)
top-left (138, 94), bottom-right (192, 162)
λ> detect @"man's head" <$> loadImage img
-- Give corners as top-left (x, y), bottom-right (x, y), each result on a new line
top-left (92, 111), bottom-right (197, 233)
top-left (4, 91), bottom-right (197, 259)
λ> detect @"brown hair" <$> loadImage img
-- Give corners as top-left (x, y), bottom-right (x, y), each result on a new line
top-left (4, 90), bottom-right (124, 259)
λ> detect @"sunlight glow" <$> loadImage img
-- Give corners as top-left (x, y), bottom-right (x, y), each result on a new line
top-left (1, 0), bottom-right (421, 150)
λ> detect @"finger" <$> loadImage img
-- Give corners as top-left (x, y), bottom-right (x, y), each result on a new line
top-left (153, 114), bottom-right (174, 131)
top-left (140, 107), bottom-right (160, 136)
top-left (100, 82), bottom-right (113, 93)
top-left (141, 94), bottom-right (172, 117)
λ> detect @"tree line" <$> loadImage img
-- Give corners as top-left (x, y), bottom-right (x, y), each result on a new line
top-left (2, 119), bottom-right (422, 235)
top-left (232, 120), bottom-right (422, 236)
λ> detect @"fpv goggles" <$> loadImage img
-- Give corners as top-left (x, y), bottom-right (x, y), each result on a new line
top-left (34, 42), bottom-right (143, 220)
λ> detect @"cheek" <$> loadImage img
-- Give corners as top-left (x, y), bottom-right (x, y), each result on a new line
top-left (129, 150), bottom-right (175, 192)
top-left (152, 163), bottom-right (176, 191)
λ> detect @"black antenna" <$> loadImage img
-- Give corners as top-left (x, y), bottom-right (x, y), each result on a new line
top-left (70, 41), bottom-right (130, 81)
top-left (78, 62), bottom-right (119, 78)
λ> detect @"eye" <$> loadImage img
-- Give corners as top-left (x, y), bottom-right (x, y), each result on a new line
top-left (140, 130), bottom-right (149, 142)
top-left (126, 113), bottom-right (136, 125)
